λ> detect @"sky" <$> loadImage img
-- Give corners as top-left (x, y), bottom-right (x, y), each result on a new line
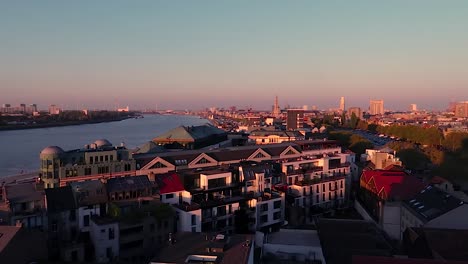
top-left (1, 1), bottom-right (467, 111)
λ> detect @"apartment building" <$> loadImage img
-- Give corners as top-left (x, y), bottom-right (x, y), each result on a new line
top-left (39, 139), bottom-right (135, 188)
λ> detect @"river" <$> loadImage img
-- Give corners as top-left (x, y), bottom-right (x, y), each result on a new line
top-left (0, 114), bottom-right (210, 177)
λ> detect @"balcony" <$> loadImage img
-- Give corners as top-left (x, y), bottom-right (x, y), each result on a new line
top-left (285, 167), bottom-right (324, 176)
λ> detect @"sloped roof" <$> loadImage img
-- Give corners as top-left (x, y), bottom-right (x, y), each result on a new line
top-left (157, 173), bottom-right (185, 194)
top-left (361, 170), bottom-right (426, 200)
top-left (45, 186), bottom-right (77, 212)
top-left (5, 183), bottom-right (43, 204)
top-left (134, 141), bottom-right (166, 154)
top-left (403, 186), bottom-right (463, 222)
top-left (153, 124), bottom-right (225, 142)
top-left (106, 175), bottom-right (152, 193)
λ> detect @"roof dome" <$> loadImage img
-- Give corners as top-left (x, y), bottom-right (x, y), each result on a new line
top-left (40, 146), bottom-right (65, 155)
top-left (94, 139), bottom-right (112, 148)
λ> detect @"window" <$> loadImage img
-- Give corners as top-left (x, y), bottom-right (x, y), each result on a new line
top-left (69, 210), bottom-right (76, 221)
top-left (196, 157), bottom-right (210, 164)
top-left (316, 195), bottom-right (319, 203)
top-left (316, 185), bottom-right (319, 193)
top-left (329, 192), bottom-right (331, 200)
top-left (260, 215), bottom-right (268, 223)
top-left (152, 162), bottom-right (167, 169)
top-left (110, 155), bottom-right (114, 161)
top-left (89, 157), bottom-right (93, 164)
top-left (84, 215), bottom-right (90, 227)
top-left (341, 180), bottom-right (344, 188)
top-left (165, 193), bottom-right (174, 199)
top-left (228, 204), bottom-right (232, 214)
top-left (100, 156), bottom-right (104, 162)
top-left (191, 215), bottom-right (196, 226)
top-left (322, 184), bottom-right (325, 192)
top-left (340, 190), bottom-right (343, 198)
top-left (254, 152), bottom-right (265, 159)
top-left (261, 203), bottom-right (269, 212)
top-left (322, 194), bottom-right (325, 202)
top-left (106, 247), bottom-right (113, 259)
top-left (109, 228), bottom-right (115, 240)
top-left (84, 168), bottom-right (92, 175)
top-left (192, 226), bottom-right (196, 233)
top-left (124, 164), bottom-right (131, 171)
top-left (274, 200), bottom-right (281, 209)
top-left (273, 212), bottom-right (281, 220)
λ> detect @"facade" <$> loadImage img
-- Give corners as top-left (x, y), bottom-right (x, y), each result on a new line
top-left (348, 107), bottom-right (363, 119)
top-left (410, 103), bottom-right (418, 112)
top-left (272, 96), bottom-right (280, 117)
top-left (0, 181), bottom-right (47, 229)
top-left (369, 99), bottom-right (384, 115)
top-left (48, 104), bottom-right (61, 115)
top-left (454, 101), bottom-right (468, 117)
top-left (39, 139), bottom-right (135, 188)
top-left (339, 96), bottom-right (345, 112)
top-left (359, 169), bottom-right (426, 240)
top-left (89, 217), bottom-right (119, 263)
top-left (262, 229), bottom-right (325, 263)
top-left (248, 129), bottom-right (304, 144)
top-left (0, 103), bottom-right (37, 114)
top-left (362, 147), bottom-right (402, 170)
top-left (286, 109), bottom-right (304, 130)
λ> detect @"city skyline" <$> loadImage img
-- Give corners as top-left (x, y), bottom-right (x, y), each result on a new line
top-left (1, 1), bottom-right (468, 110)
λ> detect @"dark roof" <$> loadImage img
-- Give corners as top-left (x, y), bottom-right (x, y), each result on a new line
top-left (0, 226), bottom-right (20, 252)
top-left (106, 175), bottom-right (153, 193)
top-left (5, 183), bottom-right (43, 204)
top-left (404, 227), bottom-right (468, 261)
top-left (152, 232), bottom-right (252, 264)
top-left (249, 129), bottom-right (303, 138)
top-left (70, 180), bottom-right (108, 206)
top-left (153, 124), bottom-right (226, 142)
top-left (318, 219), bottom-right (393, 264)
top-left (45, 186), bottom-right (77, 212)
top-left (403, 186), bottom-right (464, 222)
top-left (352, 255), bottom-right (468, 264)
top-left (157, 173), bottom-right (185, 194)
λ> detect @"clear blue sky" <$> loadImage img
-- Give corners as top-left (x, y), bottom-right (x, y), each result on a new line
top-left (1, 1), bottom-right (467, 111)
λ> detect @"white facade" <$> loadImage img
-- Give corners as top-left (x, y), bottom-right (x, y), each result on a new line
top-left (174, 207), bottom-right (202, 233)
top-left (247, 193), bottom-right (285, 231)
top-left (161, 190), bottom-right (191, 205)
top-left (381, 202), bottom-right (401, 240)
top-left (200, 172), bottom-right (232, 190)
top-left (90, 219), bottom-right (119, 263)
top-left (262, 229), bottom-right (326, 263)
top-left (78, 205), bottom-right (101, 232)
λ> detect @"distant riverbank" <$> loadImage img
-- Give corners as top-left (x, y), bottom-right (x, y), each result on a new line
top-left (0, 116), bottom-right (132, 131)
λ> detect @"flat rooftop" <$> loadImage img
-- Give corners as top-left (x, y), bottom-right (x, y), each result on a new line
top-left (266, 229), bottom-right (321, 247)
top-left (152, 232), bottom-right (252, 264)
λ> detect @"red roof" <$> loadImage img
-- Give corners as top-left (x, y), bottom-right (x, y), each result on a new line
top-left (361, 170), bottom-right (426, 200)
top-left (157, 173), bottom-right (185, 194)
top-left (352, 255), bottom-right (468, 264)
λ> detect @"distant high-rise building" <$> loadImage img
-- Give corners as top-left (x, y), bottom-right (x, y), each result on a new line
top-left (410, 104), bottom-right (417, 112)
top-left (369, 100), bottom-right (384, 115)
top-left (49, 104), bottom-right (61, 115)
top-left (339, 97), bottom-right (345, 112)
top-left (311, 105), bottom-right (317, 111)
top-left (303, 105), bottom-right (308, 110)
top-left (454, 101), bottom-right (468, 117)
top-left (286, 109), bottom-right (304, 130)
top-left (272, 96), bottom-right (280, 117)
top-left (347, 107), bottom-right (363, 119)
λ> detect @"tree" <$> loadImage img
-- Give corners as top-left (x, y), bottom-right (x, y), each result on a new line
top-left (349, 113), bottom-right (359, 129)
top-left (443, 132), bottom-right (468, 152)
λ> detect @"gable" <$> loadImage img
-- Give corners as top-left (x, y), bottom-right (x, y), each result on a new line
top-left (141, 157), bottom-right (174, 170)
top-left (247, 148), bottom-right (271, 160)
top-left (280, 146), bottom-right (300, 157)
top-left (189, 153), bottom-right (218, 166)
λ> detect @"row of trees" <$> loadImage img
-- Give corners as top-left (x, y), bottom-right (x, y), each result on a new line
top-left (329, 131), bottom-right (374, 157)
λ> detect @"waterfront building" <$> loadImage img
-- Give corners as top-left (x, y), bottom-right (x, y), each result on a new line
top-left (286, 109), bottom-right (304, 130)
top-left (248, 128), bottom-right (304, 144)
top-left (0, 103), bottom-right (37, 114)
top-left (369, 100), bottom-right (384, 115)
top-left (39, 139), bottom-right (135, 189)
top-left (49, 104), bottom-right (61, 115)
top-left (153, 124), bottom-right (227, 150)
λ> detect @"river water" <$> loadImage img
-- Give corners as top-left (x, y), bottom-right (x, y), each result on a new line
top-left (0, 114), bottom-right (210, 177)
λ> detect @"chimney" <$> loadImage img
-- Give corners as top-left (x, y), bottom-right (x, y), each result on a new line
top-left (15, 220), bottom-right (23, 227)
